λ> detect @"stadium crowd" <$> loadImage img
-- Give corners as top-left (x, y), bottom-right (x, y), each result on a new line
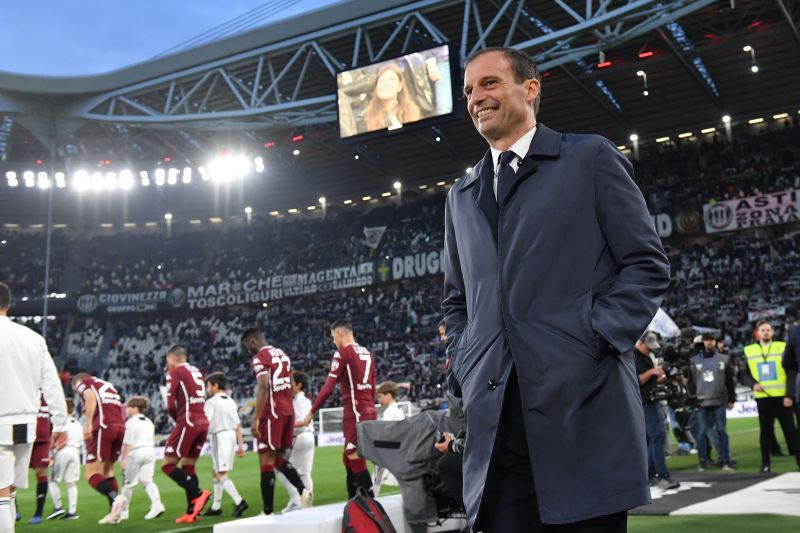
top-left (4, 120), bottom-right (800, 431)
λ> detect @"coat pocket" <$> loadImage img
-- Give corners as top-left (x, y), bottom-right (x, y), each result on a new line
top-left (575, 289), bottom-right (602, 359)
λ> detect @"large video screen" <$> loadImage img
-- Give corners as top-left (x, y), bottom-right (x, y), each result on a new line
top-left (337, 44), bottom-right (454, 139)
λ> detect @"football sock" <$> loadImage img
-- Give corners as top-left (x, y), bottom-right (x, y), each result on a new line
top-left (34, 477), bottom-right (47, 516)
top-left (275, 457), bottom-right (305, 493)
top-left (260, 465), bottom-right (275, 515)
top-left (212, 479), bottom-right (222, 511)
top-left (144, 482), bottom-right (161, 506)
top-left (221, 476), bottom-right (243, 506)
top-left (0, 497), bottom-right (13, 533)
top-left (67, 485), bottom-right (78, 515)
top-left (48, 482), bottom-right (62, 510)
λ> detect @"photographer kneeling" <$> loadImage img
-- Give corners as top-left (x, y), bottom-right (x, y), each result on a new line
top-left (434, 429), bottom-right (465, 512)
top-left (636, 332), bottom-right (680, 490)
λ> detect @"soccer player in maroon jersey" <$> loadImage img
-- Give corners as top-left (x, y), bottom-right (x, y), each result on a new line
top-left (303, 319), bottom-right (377, 497)
top-left (160, 345), bottom-right (212, 523)
top-left (25, 395), bottom-right (50, 524)
top-left (241, 327), bottom-right (311, 516)
top-left (71, 372), bottom-right (127, 524)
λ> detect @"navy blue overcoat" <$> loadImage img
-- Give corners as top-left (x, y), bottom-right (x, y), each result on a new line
top-left (442, 124), bottom-right (670, 526)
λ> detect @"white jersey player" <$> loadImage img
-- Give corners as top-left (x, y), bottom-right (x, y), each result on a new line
top-left (119, 397), bottom-right (165, 521)
top-left (278, 371), bottom-right (315, 513)
top-left (47, 398), bottom-right (83, 520)
top-left (202, 373), bottom-right (248, 517)
top-left (374, 381), bottom-right (406, 492)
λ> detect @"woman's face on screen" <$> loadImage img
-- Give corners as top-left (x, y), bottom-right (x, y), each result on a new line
top-left (375, 68), bottom-right (402, 101)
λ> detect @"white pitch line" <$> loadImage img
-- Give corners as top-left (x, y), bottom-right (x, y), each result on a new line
top-left (160, 524), bottom-right (213, 533)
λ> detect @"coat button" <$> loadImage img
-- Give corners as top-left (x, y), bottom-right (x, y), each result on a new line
top-left (487, 379), bottom-right (497, 390)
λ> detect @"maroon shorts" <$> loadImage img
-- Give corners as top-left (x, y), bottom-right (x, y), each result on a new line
top-left (86, 424), bottom-right (125, 463)
top-left (165, 422), bottom-right (209, 459)
top-left (29, 441), bottom-right (50, 470)
top-left (257, 414), bottom-right (294, 453)
top-left (343, 411), bottom-right (377, 455)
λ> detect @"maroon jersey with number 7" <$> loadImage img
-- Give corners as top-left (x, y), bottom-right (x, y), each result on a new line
top-left (311, 343), bottom-right (377, 420)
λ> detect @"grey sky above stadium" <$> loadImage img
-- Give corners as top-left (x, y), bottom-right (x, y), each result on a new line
top-left (0, 0), bottom-right (340, 76)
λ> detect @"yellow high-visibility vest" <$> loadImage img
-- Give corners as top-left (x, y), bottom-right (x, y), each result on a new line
top-left (744, 341), bottom-right (787, 399)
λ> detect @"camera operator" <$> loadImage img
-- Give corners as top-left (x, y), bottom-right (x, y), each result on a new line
top-left (688, 333), bottom-right (736, 471)
top-left (434, 428), bottom-right (465, 511)
top-left (635, 332), bottom-right (680, 490)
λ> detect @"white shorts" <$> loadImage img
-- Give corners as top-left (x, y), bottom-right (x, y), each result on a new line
top-left (210, 430), bottom-right (237, 473)
top-left (0, 443), bottom-right (33, 490)
top-left (288, 431), bottom-right (315, 476)
top-left (124, 448), bottom-right (155, 486)
top-left (51, 447), bottom-right (81, 484)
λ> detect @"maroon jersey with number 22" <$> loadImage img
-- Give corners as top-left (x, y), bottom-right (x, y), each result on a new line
top-left (251, 346), bottom-right (294, 419)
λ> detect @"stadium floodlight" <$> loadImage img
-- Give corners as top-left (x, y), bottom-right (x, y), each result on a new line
top-left (91, 172), bottom-right (104, 191)
top-left (155, 168), bottom-right (166, 186)
top-left (23, 171), bottom-right (35, 188)
top-left (244, 206), bottom-right (253, 214)
top-left (254, 157), bottom-right (264, 173)
top-left (678, 132), bottom-right (693, 139)
top-left (636, 70), bottom-right (648, 96)
top-left (466, 167), bottom-right (473, 173)
top-left (701, 127), bottom-right (716, 134)
top-left (318, 197), bottom-right (326, 205)
top-left (5, 171), bottom-right (16, 181)
top-left (7, 179), bottom-right (18, 187)
top-left (743, 45), bottom-right (758, 73)
top-left (164, 213), bottom-right (173, 221)
top-left (72, 170), bottom-right (89, 191)
top-left (362, 195), bottom-right (372, 201)
top-left (773, 113), bottom-right (789, 120)
top-left (343, 199), bottom-right (353, 205)
top-left (354, 154), bottom-right (360, 160)
top-left (437, 181), bottom-right (446, 186)
top-left (307, 205), bottom-right (316, 211)
top-left (393, 181), bottom-right (402, 190)
top-left (292, 149), bottom-right (301, 156)
top-left (435, 136), bottom-right (441, 142)
top-left (269, 211), bottom-right (280, 216)
top-left (722, 115), bottom-right (731, 123)
top-left (37, 172), bottom-right (50, 189)
top-left (656, 137), bottom-right (670, 143)
top-left (182, 167), bottom-right (192, 184)
top-left (232, 155), bottom-right (250, 178)
top-left (629, 134), bottom-right (639, 142)
top-left (748, 117), bottom-right (764, 125)
top-left (167, 168), bottom-right (179, 185)
top-left (119, 170), bottom-right (134, 190)
top-left (104, 172), bottom-right (118, 190)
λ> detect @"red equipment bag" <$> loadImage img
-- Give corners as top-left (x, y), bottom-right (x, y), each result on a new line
top-left (342, 488), bottom-right (397, 533)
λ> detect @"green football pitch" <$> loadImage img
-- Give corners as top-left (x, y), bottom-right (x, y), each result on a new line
top-left (12, 417), bottom-right (800, 532)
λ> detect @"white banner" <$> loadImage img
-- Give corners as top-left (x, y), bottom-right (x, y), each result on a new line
top-left (726, 400), bottom-right (759, 419)
top-left (703, 190), bottom-right (800, 234)
top-left (185, 262), bottom-right (374, 309)
top-left (747, 306), bottom-right (786, 322)
top-left (647, 308), bottom-right (681, 339)
top-left (363, 226), bottom-right (387, 249)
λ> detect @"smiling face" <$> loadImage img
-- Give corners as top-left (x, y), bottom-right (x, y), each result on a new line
top-left (463, 51), bottom-right (539, 149)
top-left (375, 67), bottom-right (403, 102)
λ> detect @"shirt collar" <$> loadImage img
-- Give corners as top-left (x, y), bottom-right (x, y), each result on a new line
top-left (490, 125), bottom-right (537, 173)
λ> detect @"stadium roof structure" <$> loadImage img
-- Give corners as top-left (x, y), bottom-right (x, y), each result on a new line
top-left (0, 0), bottom-right (797, 226)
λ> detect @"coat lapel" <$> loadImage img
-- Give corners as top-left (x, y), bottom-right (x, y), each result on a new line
top-left (498, 124), bottom-right (562, 210)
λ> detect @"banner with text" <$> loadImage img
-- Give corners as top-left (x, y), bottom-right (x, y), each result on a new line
top-left (185, 262), bottom-right (375, 309)
top-left (703, 190), bottom-right (800, 234)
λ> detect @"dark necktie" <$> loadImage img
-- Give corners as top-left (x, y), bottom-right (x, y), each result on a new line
top-left (496, 150), bottom-right (517, 205)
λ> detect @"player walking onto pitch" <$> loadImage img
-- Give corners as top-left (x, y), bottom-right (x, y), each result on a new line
top-left (119, 397), bottom-right (165, 521)
top-left (202, 372), bottom-right (248, 517)
top-left (25, 396), bottom-right (51, 524)
top-left (277, 371), bottom-right (315, 513)
top-left (241, 327), bottom-right (311, 516)
top-left (46, 398), bottom-right (82, 520)
top-left (160, 345), bottom-right (212, 523)
top-left (303, 319), bottom-right (377, 497)
top-left (71, 372), bottom-right (127, 525)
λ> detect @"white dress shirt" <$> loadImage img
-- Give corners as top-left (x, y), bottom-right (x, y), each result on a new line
top-left (490, 125), bottom-right (537, 199)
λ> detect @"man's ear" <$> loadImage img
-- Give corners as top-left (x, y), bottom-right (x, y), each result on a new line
top-left (526, 78), bottom-right (540, 105)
